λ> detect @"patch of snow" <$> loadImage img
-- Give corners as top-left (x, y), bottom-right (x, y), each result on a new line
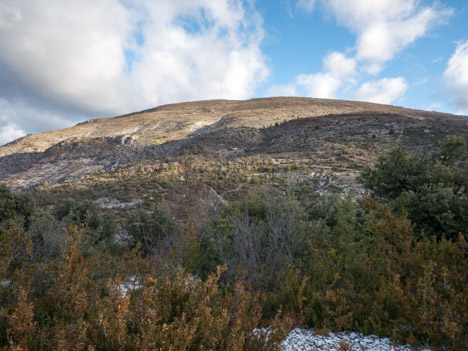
top-left (281, 329), bottom-right (431, 351)
top-left (119, 276), bottom-right (141, 297)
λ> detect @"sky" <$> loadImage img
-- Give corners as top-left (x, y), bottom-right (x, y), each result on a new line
top-left (0, 0), bottom-right (468, 145)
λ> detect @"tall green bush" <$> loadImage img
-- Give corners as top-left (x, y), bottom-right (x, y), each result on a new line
top-left (360, 135), bottom-right (468, 239)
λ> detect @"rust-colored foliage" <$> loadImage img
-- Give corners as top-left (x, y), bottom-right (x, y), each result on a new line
top-left (1, 227), bottom-right (293, 350)
top-left (1, 189), bottom-right (466, 350)
top-left (298, 198), bottom-right (468, 350)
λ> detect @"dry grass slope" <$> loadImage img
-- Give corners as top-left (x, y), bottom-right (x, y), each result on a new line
top-left (0, 97), bottom-right (466, 193)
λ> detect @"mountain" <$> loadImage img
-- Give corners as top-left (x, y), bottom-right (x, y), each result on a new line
top-left (1, 97), bottom-right (467, 197)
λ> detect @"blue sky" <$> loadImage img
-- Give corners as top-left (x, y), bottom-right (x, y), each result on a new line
top-left (0, 0), bottom-right (467, 145)
top-left (256, 0), bottom-right (468, 112)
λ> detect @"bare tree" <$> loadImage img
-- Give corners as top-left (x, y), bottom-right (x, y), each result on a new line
top-left (217, 193), bottom-right (298, 290)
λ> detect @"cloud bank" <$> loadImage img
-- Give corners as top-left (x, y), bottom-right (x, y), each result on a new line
top-left (0, 0), bottom-right (268, 144)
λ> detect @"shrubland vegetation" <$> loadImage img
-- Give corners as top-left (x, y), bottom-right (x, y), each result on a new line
top-left (360, 135), bottom-right (468, 240)
top-left (0, 135), bottom-right (467, 350)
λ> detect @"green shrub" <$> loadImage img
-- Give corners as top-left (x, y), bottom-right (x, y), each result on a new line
top-left (284, 199), bottom-right (468, 349)
top-left (125, 202), bottom-right (180, 257)
top-left (360, 135), bottom-right (468, 240)
top-left (53, 199), bottom-right (116, 251)
top-left (0, 184), bottom-right (35, 229)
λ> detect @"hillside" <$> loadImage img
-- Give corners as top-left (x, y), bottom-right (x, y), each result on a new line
top-left (0, 97), bottom-right (457, 156)
top-left (1, 97), bottom-right (467, 195)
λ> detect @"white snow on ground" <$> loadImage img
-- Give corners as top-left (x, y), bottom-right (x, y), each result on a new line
top-left (281, 329), bottom-right (431, 351)
top-left (119, 276), bottom-right (141, 297)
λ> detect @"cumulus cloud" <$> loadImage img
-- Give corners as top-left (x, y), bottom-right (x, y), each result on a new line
top-left (444, 40), bottom-right (468, 111)
top-left (323, 51), bottom-right (356, 78)
top-left (0, 124), bottom-right (26, 146)
top-left (304, 52), bottom-right (356, 98)
top-left (296, 73), bottom-right (341, 99)
top-left (279, 0), bottom-right (452, 104)
top-left (325, 0), bottom-right (452, 68)
top-left (0, 0), bottom-right (269, 136)
top-left (355, 77), bottom-right (407, 104)
top-left (266, 51), bottom-right (356, 99)
top-left (0, 0), bottom-right (136, 114)
top-left (299, 52), bottom-right (356, 98)
top-left (300, 0), bottom-right (452, 71)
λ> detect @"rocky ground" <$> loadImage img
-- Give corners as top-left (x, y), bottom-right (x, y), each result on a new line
top-left (282, 329), bottom-right (431, 351)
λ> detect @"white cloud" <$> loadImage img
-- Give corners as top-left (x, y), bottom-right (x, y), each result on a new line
top-left (0, 124), bottom-right (26, 146)
top-left (0, 3), bottom-right (22, 29)
top-left (444, 40), bottom-right (468, 111)
top-left (280, 0), bottom-right (452, 105)
top-left (355, 77), bottom-right (407, 104)
top-left (297, 73), bottom-right (341, 99)
top-left (271, 51), bottom-right (356, 99)
top-left (297, 52), bottom-right (356, 98)
top-left (362, 63), bottom-right (384, 75)
top-left (322, 0), bottom-right (452, 69)
top-left (323, 51), bottom-right (356, 78)
top-left (0, 0), bottom-right (136, 114)
top-left (0, 0), bottom-right (269, 134)
top-left (425, 103), bottom-right (441, 112)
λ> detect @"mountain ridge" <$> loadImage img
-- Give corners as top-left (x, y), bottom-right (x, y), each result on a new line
top-left (1, 97), bottom-right (467, 192)
top-left (1, 97), bottom-right (461, 156)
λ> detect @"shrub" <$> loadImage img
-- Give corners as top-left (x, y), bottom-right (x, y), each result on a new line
top-left (360, 135), bottom-right (468, 240)
top-left (210, 188), bottom-right (308, 291)
top-left (1, 227), bottom-right (294, 350)
top-left (0, 184), bottom-right (35, 229)
top-left (125, 202), bottom-right (180, 257)
top-left (289, 198), bottom-right (468, 349)
top-left (52, 199), bottom-right (117, 253)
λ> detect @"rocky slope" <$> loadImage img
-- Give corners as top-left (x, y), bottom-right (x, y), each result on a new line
top-left (1, 97), bottom-right (467, 194)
